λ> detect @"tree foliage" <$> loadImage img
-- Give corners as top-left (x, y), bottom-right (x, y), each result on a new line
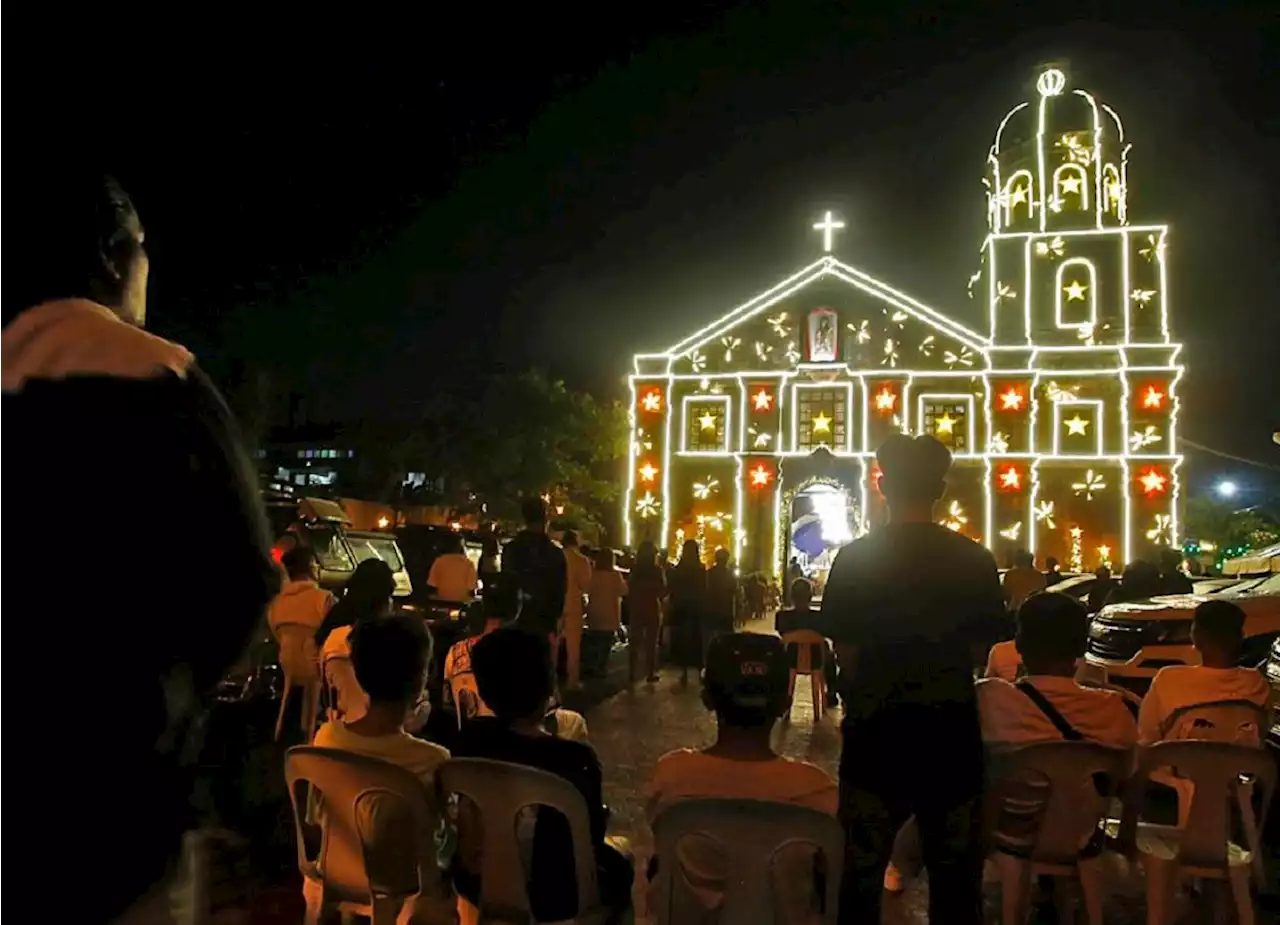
top-left (1183, 497), bottom-right (1279, 552)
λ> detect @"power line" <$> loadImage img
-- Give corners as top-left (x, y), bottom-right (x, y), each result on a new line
top-left (1179, 439), bottom-right (1280, 472)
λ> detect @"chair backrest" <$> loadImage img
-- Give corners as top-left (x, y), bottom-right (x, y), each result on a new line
top-left (985, 741), bottom-right (1130, 863)
top-left (275, 622), bottom-right (321, 683)
top-left (438, 757), bottom-right (600, 923)
top-left (284, 746), bottom-right (439, 905)
top-left (780, 630), bottom-right (825, 675)
top-left (1127, 741), bottom-right (1277, 869)
top-left (651, 797), bottom-right (843, 925)
top-left (1159, 699), bottom-right (1268, 747)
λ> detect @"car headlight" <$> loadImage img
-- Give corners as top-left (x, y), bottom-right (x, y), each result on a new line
top-left (1088, 620), bottom-right (1109, 639)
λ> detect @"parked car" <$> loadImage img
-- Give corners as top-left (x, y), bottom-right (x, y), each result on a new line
top-left (1086, 573), bottom-right (1280, 695)
top-left (1266, 636), bottom-right (1280, 751)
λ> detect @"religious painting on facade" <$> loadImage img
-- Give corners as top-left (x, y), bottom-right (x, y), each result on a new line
top-left (807, 307), bottom-right (838, 362)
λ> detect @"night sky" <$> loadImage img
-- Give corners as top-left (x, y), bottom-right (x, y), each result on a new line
top-left (20, 3), bottom-right (1278, 489)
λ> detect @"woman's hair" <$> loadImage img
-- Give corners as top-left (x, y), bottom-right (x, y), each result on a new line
top-left (594, 546), bottom-right (616, 570)
top-left (632, 540), bottom-right (660, 580)
top-left (677, 539), bottom-right (703, 570)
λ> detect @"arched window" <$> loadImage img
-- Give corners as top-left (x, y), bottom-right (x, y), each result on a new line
top-left (1052, 163), bottom-right (1089, 212)
top-left (1054, 258), bottom-right (1098, 334)
top-left (1003, 169), bottom-right (1035, 226)
top-left (1102, 164), bottom-right (1123, 216)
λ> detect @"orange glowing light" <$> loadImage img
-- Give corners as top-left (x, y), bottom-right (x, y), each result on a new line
top-left (1139, 468), bottom-right (1168, 496)
top-left (998, 466), bottom-right (1022, 491)
top-left (874, 387), bottom-right (897, 412)
top-left (640, 390), bottom-right (662, 413)
top-left (750, 464), bottom-right (773, 487)
top-left (1141, 386), bottom-right (1164, 410)
top-left (752, 388), bottom-right (773, 411)
top-left (999, 387), bottom-right (1025, 411)
top-left (638, 462), bottom-right (658, 482)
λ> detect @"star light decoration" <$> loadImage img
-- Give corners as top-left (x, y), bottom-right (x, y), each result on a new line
top-left (848, 320), bottom-right (872, 344)
top-left (632, 427), bottom-right (653, 455)
top-left (720, 335), bottom-right (741, 363)
top-left (1034, 236), bottom-right (1065, 258)
top-left (698, 411), bottom-right (718, 431)
top-left (1129, 426), bottom-right (1161, 451)
top-left (1097, 545), bottom-right (1113, 568)
top-left (998, 465), bottom-right (1022, 491)
top-left (988, 432), bottom-right (1010, 454)
top-left (1068, 527), bottom-right (1084, 573)
top-left (1139, 233), bottom-right (1165, 262)
top-left (692, 477), bottom-right (719, 500)
top-left (1146, 514), bottom-right (1173, 545)
top-left (689, 348), bottom-right (707, 372)
top-left (754, 341), bottom-right (774, 362)
top-left (881, 338), bottom-right (899, 368)
top-left (638, 463), bottom-right (658, 483)
top-left (1045, 381), bottom-right (1081, 403)
top-left (768, 312), bottom-right (790, 339)
top-left (999, 387), bottom-right (1025, 411)
top-left (1034, 501), bottom-right (1057, 529)
top-left (1059, 174), bottom-right (1083, 195)
top-left (752, 388), bottom-right (773, 412)
top-left (1131, 289), bottom-right (1157, 305)
top-left (812, 412), bottom-right (832, 433)
top-left (1056, 132), bottom-right (1092, 165)
top-left (635, 491), bottom-right (661, 519)
top-left (640, 390), bottom-right (662, 413)
top-left (1072, 469), bottom-right (1107, 500)
top-left (1141, 386), bottom-right (1165, 410)
top-left (999, 522), bottom-right (1023, 541)
top-left (748, 425), bottom-right (772, 449)
top-left (994, 282), bottom-right (1018, 307)
top-left (1063, 280), bottom-right (1088, 302)
top-left (943, 347), bottom-right (975, 369)
top-left (1139, 468), bottom-right (1168, 497)
top-left (939, 500), bottom-right (968, 532)
top-left (874, 387), bottom-right (897, 413)
top-left (934, 412), bottom-right (957, 436)
top-left (749, 464), bottom-right (773, 488)
top-left (919, 334), bottom-right (936, 357)
top-left (1064, 414), bottom-right (1090, 436)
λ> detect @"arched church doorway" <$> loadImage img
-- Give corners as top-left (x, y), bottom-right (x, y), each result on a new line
top-left (783, 478), bottom-right (858, 601)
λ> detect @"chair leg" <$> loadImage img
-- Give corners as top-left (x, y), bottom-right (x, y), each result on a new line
top-left (810, 673), bottom-right (823, 721)
top-left (996, 852), bottom-right (1031, 925)
top-left (274, 679), bottom-right (293, 742)
top-left (785, 670), bottom-right (797, 721)
top-left (1140, 854), bottom-right (1180, 925)
top-left (303, 681), bottom-right (322, 739)
top-left (1077, 856), bottom-right (1105, 925)
top-left (1052, 875), bottom-right (1073, 925)
top-left (1227, 864), bottom-right (1256, 925)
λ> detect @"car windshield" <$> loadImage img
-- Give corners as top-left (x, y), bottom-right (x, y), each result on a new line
top-left (1244, 573), bottom-right (1279, 596)
top-left (309, 524), bottom-right (355, 572)
top-left (347, 534), bottom-right (405, 572)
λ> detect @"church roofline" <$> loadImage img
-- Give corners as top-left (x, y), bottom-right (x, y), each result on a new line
top-left (660, 254), bottom-right (992, 364)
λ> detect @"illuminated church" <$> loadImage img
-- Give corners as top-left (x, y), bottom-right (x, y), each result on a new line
top-left (625, 68), bottom-right (1182, 586)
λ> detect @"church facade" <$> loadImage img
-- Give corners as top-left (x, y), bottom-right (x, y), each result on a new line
top-left (625, 68), bottom-right (1182, 583)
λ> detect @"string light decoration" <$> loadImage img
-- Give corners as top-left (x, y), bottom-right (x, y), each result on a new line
top-left (623, 66), bottom-right (1183, 573)
top-left (940, 500), bottom-right (969, 532)
top-left (639, 463), bottom-right (658, 483)
top-left (693, 477), bottom-right (719, 499)
top-left (749, 464), bottom-right (773, 487)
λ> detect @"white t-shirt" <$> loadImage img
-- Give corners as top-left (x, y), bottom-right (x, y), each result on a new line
top-left (313, 718), bottom-right (451, 786)
top-left (1138, 664), bottom-right (1272, 746)
top-left (587, 568), bottom-right (628, 631)
top-left (427, 552), bottom-right (478, 602)
top-left (985, 640), bottom-right (1022, 681)
top-left (976, 675), bottom-right (1137, 750)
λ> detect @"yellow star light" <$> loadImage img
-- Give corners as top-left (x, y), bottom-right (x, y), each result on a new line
top-left (935, 412), bottom-right (957, 436)
top-left (698, 412), bottom-right (717, 431)
top-left (1142, 386), bottom-right (1165, 409)
top-left (999, 467), bottom-right (1021, 490)
top-left (752, 389), bottom-right (773, 411)
top-left (1064, 280), bottom-right (1088, 301)
top-left (1010, 186), bottom-right (1029, 206)
top-left (1059, 175), bottom-right (1083, 195)
top-left (638, 463), bottom-right (658, 483)
top-left (812, 412), bottom-right (832, 433)
top-left (1097, 544), bottom-right (1112, 563)
top-left (1065, 414), bottom-right (1090, 436)
top-left (640, 391), bottom-right (662, 412)
top-left (874, 388), bottom-right (897, 412)
top-left (999, 388), bottom-right (1024, 411)
top-left (1140, 469), bottom-right (1168, 496)
top-left (749, 464), bottom-right (773, 487)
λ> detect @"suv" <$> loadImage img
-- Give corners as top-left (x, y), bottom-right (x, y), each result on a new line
top-left (1267, 637), bottom-right (1280, 750)
top-left (1086, 573), bottom-right (1280, 695)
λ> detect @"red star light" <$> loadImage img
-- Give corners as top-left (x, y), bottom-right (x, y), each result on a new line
top-left (1139, 467), bottom-right (1168, 496)
top-left (874, 387), bottom-right (897, 413)
top-left (750, 464), bottom-right (773, 487)
top-left (1141, 385), bottom-right (1165, 410)
top-left (640, 390), bottom-right (662, 413)
top-left (998, 465), bottom-right (1022, 491)
top-left (752, 388), bottom-right (773, 412)
top-left (999, 387), bottom-right (1025, 411)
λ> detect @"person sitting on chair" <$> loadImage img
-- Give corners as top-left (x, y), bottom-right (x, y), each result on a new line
top-left (775, 578), bottom-right (839, 707)
top-left (645, 632), bottom-right (837, 921)
top-left (451, 627), bottom-right (631, 923)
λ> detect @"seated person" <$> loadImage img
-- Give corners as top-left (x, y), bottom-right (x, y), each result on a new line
top-left (984, 638), bottom-right (1022, 681)
top-left (444, 611), bottom-right (588, 740)
top-left (451, 627), bottom-right (631, 923)
top-left (645, 632), bottom-right (838, 921)
top-left (1138, 599), bottom-right (1273, 823)
top-left (269, 546), bottom-right (336, 634)
top-left (311, 616), bottom-right (456, 922)
top-left (427, 534), bottom-right (478, 603)
top-left (774, 578), bottom-right (839, 706)
top-left (1002, 549), bottom-right (1047, 611)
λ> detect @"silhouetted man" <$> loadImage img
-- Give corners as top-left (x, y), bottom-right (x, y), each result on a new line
top-left (819, 434), bottom-right (1002, 925)
top-left (502, 497), bottom-right (568, 640)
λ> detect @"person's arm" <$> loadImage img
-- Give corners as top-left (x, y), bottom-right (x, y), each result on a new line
top-left (817, 545), bottom-right (861, 677)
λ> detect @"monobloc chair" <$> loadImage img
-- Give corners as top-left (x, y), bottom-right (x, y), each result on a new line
top-left (984, 741), bottom-right (1131, 925)
top-left (274, 622), bottom-right (323, 741)
top-left (780, 630), bottom-right (828, 721)
top-left (285, 746), bottom-right (456, 925)
top-left (1117, 740), bottom-right (1276, 925)
top-left (438, 757), bottom-right (606, 925)
top-left (650, 797), bottom-right (843, 925)
top-left (322, 653), bottom-right (367, 724)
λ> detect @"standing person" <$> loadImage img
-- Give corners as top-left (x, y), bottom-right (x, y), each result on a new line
top-left (426, 532), bottom-right (478, 603)
top-left (1044, 556), bottom-right (1064, 587)
top-left (1086, 564), bottom-right (1113, 613)
top-left (628, 540), bottom-right (668, 683)
top-left (477, 534), bottom-right (502, 595)
top-left (1156, 547), bottom-right (1194, 595)
top-left (502, 497), bottom-right (567, 643)
top-left (560, 529), bottom-right (594, 690)
top-left (587, 546), bottom-right (628, 634)
top-left (785, 556), bottom-right (805, 605)
top-left (668, 539), bottom-right (708, 686)
top-left (704, 548), bottom-right (739, 641)
top-left (818, 434), bottom-right (1003, 925)
top-left (1003, 549), bottom-right (1046, 611)
top-left (4, 168), bottom-right (280, 922)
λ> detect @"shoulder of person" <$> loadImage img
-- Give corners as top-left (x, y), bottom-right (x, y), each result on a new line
top-left (653, 747), bottom-right (701, 771)
top-left (408, 736), bottom-right (452, 764)
top-left (975, 676), bottom-right (1018, 698)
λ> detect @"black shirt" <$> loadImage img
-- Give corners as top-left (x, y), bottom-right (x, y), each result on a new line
top-left (818, 522), bottom-right (1003, 797)
top-left (501, 529), bottom-right (567, 635)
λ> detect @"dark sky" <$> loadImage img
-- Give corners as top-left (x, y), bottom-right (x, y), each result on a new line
top-left (20, 2), bottom-right (1279, 485)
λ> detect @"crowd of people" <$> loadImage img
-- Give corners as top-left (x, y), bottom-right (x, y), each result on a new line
top-left (8, 170), bottom-right (1273, 925)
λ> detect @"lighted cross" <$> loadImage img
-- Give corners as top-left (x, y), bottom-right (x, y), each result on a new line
top-left (812, 211), bottom-right (846, 253)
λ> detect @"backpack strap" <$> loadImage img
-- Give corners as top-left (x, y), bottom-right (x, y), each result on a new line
top-left (1015, 679), bottom-right (1083, 741)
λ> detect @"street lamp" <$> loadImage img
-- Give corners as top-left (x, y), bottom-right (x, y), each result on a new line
top-left (1216, 480), bottom-right (1238, 500)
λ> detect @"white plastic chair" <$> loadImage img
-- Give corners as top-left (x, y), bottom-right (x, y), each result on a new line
top-left (650, 797), bottom-right (843, 925)
top-left (274, 622), bottom-right (323, 741)
top-left (984, 741), bottom-right (1130, 925)
top-left (780, 630), bottom-right (828, 721)
top-left (285, 746), bottom-right (456, 925)
top-left (438, 757), bottom-right (606, 925)
top-left (1117, 741), bottom-right (1277, 925)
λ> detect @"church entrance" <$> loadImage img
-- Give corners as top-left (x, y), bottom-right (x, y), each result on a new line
top-left (784, 479), bottom-right (857, 601)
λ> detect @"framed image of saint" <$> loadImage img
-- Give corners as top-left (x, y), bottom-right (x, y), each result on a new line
top-left (808, 307), bottom-right (838, 362)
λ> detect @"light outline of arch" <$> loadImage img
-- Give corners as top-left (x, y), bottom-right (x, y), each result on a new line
top-left (1054, 257), bottom-right (1098, 334)
top-left (1053, 163), bottom-right (1090, 214)
top-left (1003, 169), bottom-right (1036, 227)
top-left (1071, 89), bottom-right (1104, 229)
top-left (1102, 163), bottom-right (1122, 220)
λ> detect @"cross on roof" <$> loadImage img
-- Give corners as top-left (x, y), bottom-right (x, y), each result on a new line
top-left (812, 210), bottom-right (845, 252)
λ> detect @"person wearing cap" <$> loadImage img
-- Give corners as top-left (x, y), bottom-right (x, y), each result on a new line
top-left (818, 434), bottom-right (1003, 925)
top-left (645, 632), bottom-right (837, 919)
